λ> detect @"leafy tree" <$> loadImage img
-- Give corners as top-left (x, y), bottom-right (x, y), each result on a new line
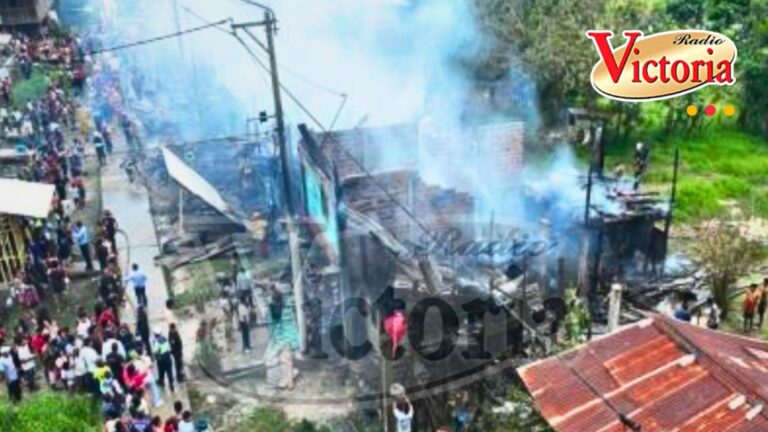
top-left (692, 221), bottom-right (765, 318)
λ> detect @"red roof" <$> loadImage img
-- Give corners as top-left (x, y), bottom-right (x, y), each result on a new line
top-left (519, 315), bottom-right (768, 432)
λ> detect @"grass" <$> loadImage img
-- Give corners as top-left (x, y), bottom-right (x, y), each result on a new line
top-left (172, 257), bottom-right (230, 309)
top-left (604, 129), bottom-right (768, 223)
top-left (11, 66), bottom-right (49, 109)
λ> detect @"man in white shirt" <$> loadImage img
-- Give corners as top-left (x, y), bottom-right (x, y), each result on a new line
top-left (16, 342), bottom-right (37, 391)
top-left (101, 337), bottom-right (126, 360)
top-left (0, 347), bottom-right (22, 402)
top-left (178, 411), bottom-right (196, 432)
top-left (80, 342), bottom-right (100, 395)
top-left (76, 315), bottom-right (92, 339)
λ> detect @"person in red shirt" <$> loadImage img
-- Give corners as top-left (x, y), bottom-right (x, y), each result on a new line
top-left (98, 306), bottom-right (119, 329)
top-left (29, 331), bottom-right (47, 355)
top-left (163, 417), bottom-right (178, 432)
top-left (743, 283), bottom-right (760, 333)
top-left (122, 363), bottom-right (147, 393)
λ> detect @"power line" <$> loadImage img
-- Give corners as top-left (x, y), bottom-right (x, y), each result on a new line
top-left (231, 26), bottom-right (437, 240)
top-left (179, 3), bottom-right (347, 99)
top-left (93, 4), bottom-right (436, 241)
top-left (89, 19), bottom-right (231, 55)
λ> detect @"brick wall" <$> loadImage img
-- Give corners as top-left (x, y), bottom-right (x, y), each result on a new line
top-left (322, 121), bottom-right (524, 241)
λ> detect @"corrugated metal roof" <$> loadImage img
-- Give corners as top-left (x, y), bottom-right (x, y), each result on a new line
top-left (0, 178), bottom-right (54, 218)
top-left (161, 146), bottom-right (246, 228)
top-left (519, 316), bottom-right (768, 432)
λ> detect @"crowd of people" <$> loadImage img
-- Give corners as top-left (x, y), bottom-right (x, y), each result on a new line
top-left (0, 29), bottom-right (212, 431)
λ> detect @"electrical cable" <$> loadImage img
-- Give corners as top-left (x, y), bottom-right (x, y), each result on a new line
top-left (180, 2), bottom-right (347, 99)
top-left (88, 19), bottom-right (231, 55)
top-left (230, 29), bottom-right (438, 240)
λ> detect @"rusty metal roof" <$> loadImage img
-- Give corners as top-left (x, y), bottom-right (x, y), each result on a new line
top-left (519, 316), bottom-right (768, 432)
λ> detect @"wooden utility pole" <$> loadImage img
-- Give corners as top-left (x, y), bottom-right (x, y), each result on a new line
top-left (264, 10), bottom-right (307, 353)
top-left (231, 9), bottom-right (307, 353)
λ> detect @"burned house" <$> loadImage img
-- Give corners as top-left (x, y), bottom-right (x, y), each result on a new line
top-left (294, 120), bottom-right (556, 429)
top-left (291, 113), bottom-right (679, 428)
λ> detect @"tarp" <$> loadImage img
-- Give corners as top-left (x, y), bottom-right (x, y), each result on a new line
top-left (0, 178), bottom-right (54, 218)
top-left (161, 146), bottom-right (246, 228)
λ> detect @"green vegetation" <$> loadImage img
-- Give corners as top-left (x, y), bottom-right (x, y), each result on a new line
top-left (604, 130), bottom-right (768, 222)
top-left (172, 258), bottom-right (229, 310)
top-left (691, 222), bottom-right (765, 317)
top-left (0, 392), bottom-right (101, 432)
top-left (229, 407), bottom-right (331, 432)
top-left (475, 387), bottom-right (554, 432)
top-left (11, 66), bottom-right (50, 109)
top-left (474, 0), bottom-right (768, 224)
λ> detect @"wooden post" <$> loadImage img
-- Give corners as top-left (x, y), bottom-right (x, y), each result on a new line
top-left (178, 188), bottom-right (184, 234)
top-left (660, 146), bottom-right (680, 276)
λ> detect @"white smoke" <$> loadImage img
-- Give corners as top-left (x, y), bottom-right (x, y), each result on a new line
top-left (84, 0), bottom-right (599, 233)
top-left (91, 0), bottom-right (485, 132)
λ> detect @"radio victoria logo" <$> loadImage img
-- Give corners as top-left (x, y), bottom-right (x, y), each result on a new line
top-left (586, 30), bottom-right (737, 101)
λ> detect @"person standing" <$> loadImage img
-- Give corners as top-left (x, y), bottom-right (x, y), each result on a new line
top-left (102, 210), bottom-right (118, 255)
top-left (16, 339), bottom-right (37, 392)
top-left (743, 284), bottom-right (759, 333)
top-left (0, 347), bottom-right (22, 403)
top-left (236, 266), bottom-right (254, 308)
top-left (152, 330), bottom-right (175, 393)
top-left (673, 301), bottom-right (692, 323)
top-left (124, 263), bottom-right (148, 308)
top-left (178, 411), bottom-right (195, 432)
top-left (393, 396), bottom-right (414, 432)
top-left (73, 221), bottom-right (93, 271)
top-left (168, 323), bottom-right (184, 383)
top-left (96, 236), bottom-right (111, 272)
top-left (633, 142), bottom-right (649, 191)
top-left (758, 278), bottom-right (768, 328)
top-left (237, 300), bottom-right (252, 353)
top-left (136, 307), bottom-right (151, 356)
top-left (93, 130), bottom-right (106, 166)
top-left (704, 297), bottom-right (721, 330)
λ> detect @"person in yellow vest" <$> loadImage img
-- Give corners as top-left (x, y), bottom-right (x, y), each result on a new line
top-left (76, 105), bottom-right (93, 139)
top-left (152, 329), bottom-right (175, 393)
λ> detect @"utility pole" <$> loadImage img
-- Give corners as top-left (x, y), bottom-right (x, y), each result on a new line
top-left (234, 10), bottom-right (306, 353)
